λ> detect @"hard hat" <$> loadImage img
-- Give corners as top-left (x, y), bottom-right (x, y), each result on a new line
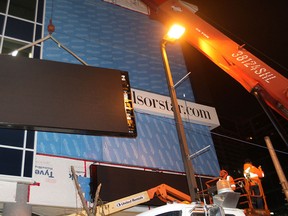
top-left (220, 169), bottom-right (228, 177)
top-left (244, 158), bottom-right (252, 164)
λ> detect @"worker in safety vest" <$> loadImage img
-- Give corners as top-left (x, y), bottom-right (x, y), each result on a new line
top-left (243, 159), bottom-right (264, 209)
top-left (219, 169), bottom-right (236, 191)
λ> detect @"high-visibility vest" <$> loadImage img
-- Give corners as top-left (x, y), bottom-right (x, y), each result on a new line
top-left (244, 163), bottom-right (264, 185)
top-left (226, 175), bottom-right (236, 190)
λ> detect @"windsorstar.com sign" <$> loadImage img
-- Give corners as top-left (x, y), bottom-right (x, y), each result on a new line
top-left (131, 89), bottom-right (220, 130)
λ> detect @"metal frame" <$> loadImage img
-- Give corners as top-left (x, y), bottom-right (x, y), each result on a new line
top-left (9, 34), bottom-right (88, 66)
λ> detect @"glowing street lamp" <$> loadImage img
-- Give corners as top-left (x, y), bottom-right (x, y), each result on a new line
top-left (161, 24), bottom-right (198, 202)
top-left (163, 24), bottom-right (186, 42)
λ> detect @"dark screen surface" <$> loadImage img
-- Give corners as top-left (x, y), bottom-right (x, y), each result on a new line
top-left (90, 164), bottom-right (190, 206)
top-left (0, 55), bottom-right (135, 137)
top-left (89, 165), bottom-right (215, 205)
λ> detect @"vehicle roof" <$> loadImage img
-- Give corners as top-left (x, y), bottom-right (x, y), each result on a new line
top-left (136, 203), bottom-right (245, 216)
top-left (136, 203), bottom-right (200, 216)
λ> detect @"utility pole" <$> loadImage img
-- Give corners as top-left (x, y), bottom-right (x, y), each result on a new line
top-left (161, 39), bottom-right (198, 201)
top-left (264, 136), bottom-right (288, 203)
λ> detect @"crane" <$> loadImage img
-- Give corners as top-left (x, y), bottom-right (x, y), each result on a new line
top-left (141, 0), bottom-right (288, 120)
top-left (141, 0), bottom-right (288, 147)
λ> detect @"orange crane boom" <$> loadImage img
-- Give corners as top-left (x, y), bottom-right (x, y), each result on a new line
top-left (96, 184), bottom-right (191, 215)
top-left (142, 0), bottom-right (288, 120)
top-left (68, 183), bottom-right (191, 216)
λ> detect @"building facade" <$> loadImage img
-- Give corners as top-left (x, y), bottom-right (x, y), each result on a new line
top-left (0, 0), bottom-right (221, 213)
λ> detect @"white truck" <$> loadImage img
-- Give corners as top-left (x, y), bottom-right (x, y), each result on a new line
top-left (69, 183), bottom-right (249, 216)
top-left (70, 165), bottom-right (270, 216)
top-left (137, 202), bottom-right (246, 216)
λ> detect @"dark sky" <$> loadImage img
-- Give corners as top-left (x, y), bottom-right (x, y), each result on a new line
top-left (183, 0), bottom-right (288, 212)
top-left (186, 0), bottom-right (288, 119)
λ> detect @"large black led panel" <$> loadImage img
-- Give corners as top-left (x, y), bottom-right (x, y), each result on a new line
top-left (0, 55), bottom-right (136, 137)
top-left (89, 164), bottom-right (190, 206)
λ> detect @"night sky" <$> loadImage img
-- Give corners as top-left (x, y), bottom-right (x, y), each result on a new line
top-left (186, 0), bottom-right (288, 117)
top-left (183, 0), bottom-right (288, 213)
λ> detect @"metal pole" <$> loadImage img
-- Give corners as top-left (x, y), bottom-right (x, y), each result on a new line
top-left (161, 40), bottom-right (198, 201)
top-left (8, 34), bottom-right (88, 66)
top-left (253, 89), bottom-right (288, 148)
top-left (8, 34), bottom-right (52, 55)
top-left (3, 183), bottom-right (32, 216)
top-left (174, 72), bottom-right (191, 89)
top-left (50, 36), bottom-right (88, 66)
top-left (264, 136), bottom-right (288, 203)
top-left (188, 145), bottom-right (211, 160)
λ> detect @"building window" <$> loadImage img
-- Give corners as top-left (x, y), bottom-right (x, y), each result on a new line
top-left (0, 0), bottom-right (44, 182)
top-left (0, 129), bottom-right (37, 182)
top-left (8, 0), bottom-right (37, 21)
top-left (2, 38), bottom-right (32, 57)
top-left (0, 0), bottom-right (44, 58)
top-left (0, 15), bottom-right (4, 32)
top-left (0, 1), bottom-right (8, 13)
top-left (6, 17), bottom-right (34, 41)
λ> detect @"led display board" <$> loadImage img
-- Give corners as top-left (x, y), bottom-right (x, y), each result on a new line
top-left (0, 55), bottom-right (136, 137)
top-left (89, 164), bottom-right (190, 206)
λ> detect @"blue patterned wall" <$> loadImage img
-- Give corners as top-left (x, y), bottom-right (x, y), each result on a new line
top-left (37, 0), bottom-right (220, 176)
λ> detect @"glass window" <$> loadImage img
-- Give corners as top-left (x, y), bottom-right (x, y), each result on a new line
top-left (2, 38), bottom-right (32, 57)
top-left (0, 128), bottom-right (25, 148)
top-left (5, 17), bottom-right (34, 42)
top-left (26, 131), bottom-right (35, 149)
top-left (0, 0), bottom-right (8, 13)
top-left (0, 0), bottom-right (40, 183)
top-left (0, 0), bottom-right (43, 58)
top-left (34, 45), bottom-right (41, 59)
top-left (37, 0), bottom-right (44, 23)
top-left (8, 0), bottom-right (36, 21)
top-left (24, 151), bottom-right (34, 177)
top-left (0, 15), bottom-right (4, 33)
top-left (0, 130), bottom-right (36, 181)
top-left (36, 24), bottom-right (42, 40)
top-left (0, 147), bottom-right (23, 176)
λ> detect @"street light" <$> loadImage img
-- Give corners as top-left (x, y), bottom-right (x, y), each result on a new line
top-left (163, 24), bottom-right (186, 42)
top-left (161, 24), bottom-right (198, 202)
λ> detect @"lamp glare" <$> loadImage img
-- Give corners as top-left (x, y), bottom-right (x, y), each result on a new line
top-left (167, 24), bottom-right (185, 40)
top-left (12, 50), bottom-right (18, 56)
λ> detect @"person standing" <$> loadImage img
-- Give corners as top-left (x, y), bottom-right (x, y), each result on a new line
top-left (243, 159), bottom-right (265, 209)
top-left (219, 169), bottom-right (236, 191)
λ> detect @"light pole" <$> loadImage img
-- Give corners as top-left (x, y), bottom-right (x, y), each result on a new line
top-left (161, 24), bottom-right (198, 202)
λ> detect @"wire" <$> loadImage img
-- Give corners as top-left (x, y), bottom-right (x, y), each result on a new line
top-left (50, 0), bottom-right (55, 20)
top-left (210, 131), bottom-right (288, 156)
top-left (134, 110), bottom-right (288, 156)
